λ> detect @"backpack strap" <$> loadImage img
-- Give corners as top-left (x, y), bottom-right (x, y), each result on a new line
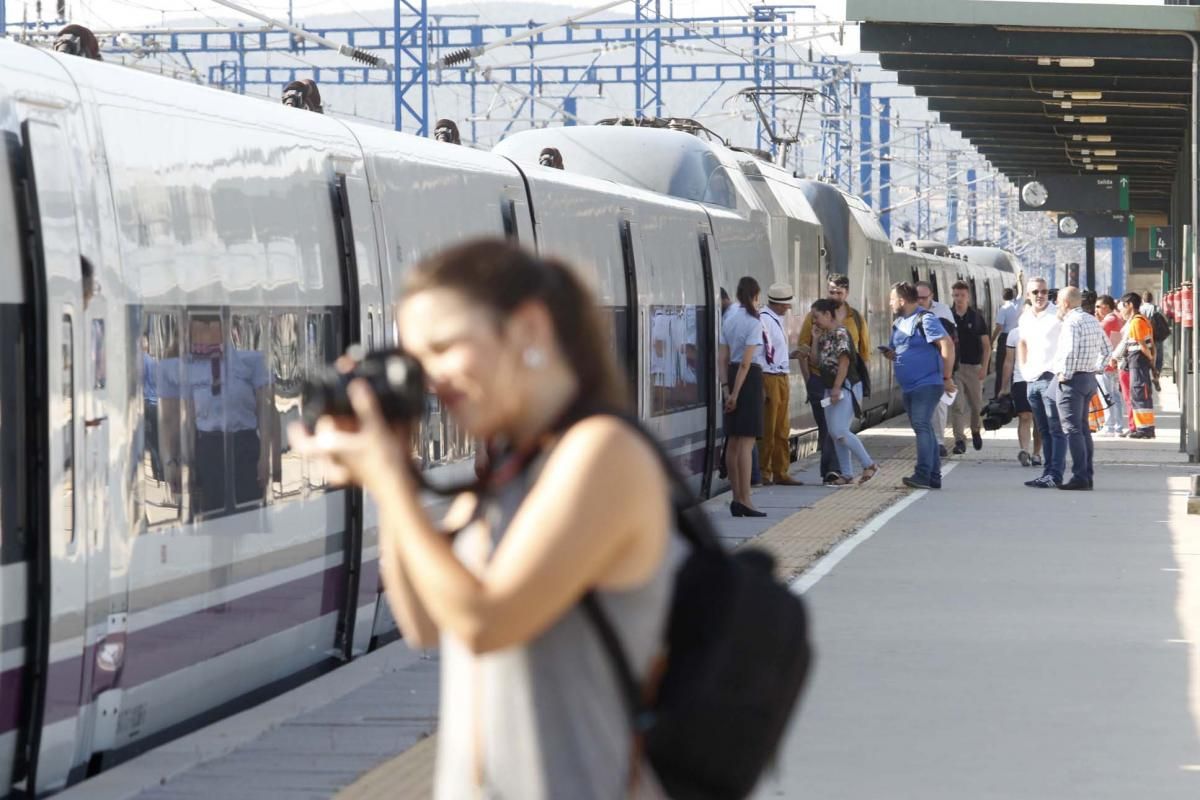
top-left (577, 412), bottom-right (718, 724)
top-left (581, 593), bottom-right (648, 723)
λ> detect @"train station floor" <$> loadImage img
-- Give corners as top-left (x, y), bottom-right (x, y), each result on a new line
top-left (64, 384), bottom-right (1200, 800)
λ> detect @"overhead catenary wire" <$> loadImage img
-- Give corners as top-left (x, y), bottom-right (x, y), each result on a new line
top-left (206, 0), bottom-right (391, 68)
top-left (437, 0), bottom-right (630, 69)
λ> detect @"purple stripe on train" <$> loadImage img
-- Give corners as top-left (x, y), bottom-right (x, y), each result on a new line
top-left (0, 560), bottom-right (363, 736)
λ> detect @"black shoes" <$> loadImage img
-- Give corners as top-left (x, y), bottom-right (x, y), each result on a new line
top-left (1025, 475), bottom-right (1060, 489)
top-left (939, 445), bottom-right (949, 458)
top-left (1128, 429), bottom-right (1156, 439)
top-left (952, 440), bottom-right (967, 455)
top-left (1058, 478), bottom-right (1092, 491)
top-left (902, 476), bottom-right (934, 490)
top-left (972, 431), bottom-right (983, 451)
top-left (730, 501), bottom-right (767, 518)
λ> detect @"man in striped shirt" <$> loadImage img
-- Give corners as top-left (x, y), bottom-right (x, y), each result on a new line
top-left (1051, 287), bottom-right (1111, 491)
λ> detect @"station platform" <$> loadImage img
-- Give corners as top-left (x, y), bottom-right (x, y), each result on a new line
top-left (63, 384), bottom-right (1200, 800)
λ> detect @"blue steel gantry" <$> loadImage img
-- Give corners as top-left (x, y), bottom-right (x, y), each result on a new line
top-left (1, 3), bottom-right (1034, 250)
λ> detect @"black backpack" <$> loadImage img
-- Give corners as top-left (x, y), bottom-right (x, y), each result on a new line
top-left (582, 415), bottom-right (812, 799)
top-left (1151, 311), bottom-right (1171, 343)
top-left (848, 306), bottom-right (872, 399)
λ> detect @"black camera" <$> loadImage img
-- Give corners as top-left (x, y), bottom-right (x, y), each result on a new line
top-left (301, 347), bottom-right (426, 432)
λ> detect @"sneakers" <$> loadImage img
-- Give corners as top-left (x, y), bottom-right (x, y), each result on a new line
top-left (952, 440), bottom-right (967, 455)
top-left (1018, 450), bottom-right (1032, 467)
top-left (972, 431), bottom-right (983, 451)
top-left (939, 445), bottom-right (949, 458)
top-left (1030, 454), bottom-right (1043, 467)
top-left (1024, 475), bottom-right (1060, 489)
top-left (902, 476), bottom-right (934, 490)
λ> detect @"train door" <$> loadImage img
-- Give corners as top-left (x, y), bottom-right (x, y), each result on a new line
top-left (618, 215), bottom-right (644, 418)
top-left (20, 118), bottom-right (90, 794)
top-left (697, 232), bottom-right (718, 498)
top-left (330, 169), bottom-right (386, 660)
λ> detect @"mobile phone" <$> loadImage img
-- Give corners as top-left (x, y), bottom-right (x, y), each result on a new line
top-left (877, 345), bottom-right (893, 353)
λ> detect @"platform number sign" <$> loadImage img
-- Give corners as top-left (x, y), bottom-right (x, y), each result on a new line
top-left (1150, 226), bottom-right (1173, 262)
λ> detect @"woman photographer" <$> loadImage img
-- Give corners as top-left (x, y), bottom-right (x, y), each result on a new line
top-left (291, 240), bottom-right (674, 798)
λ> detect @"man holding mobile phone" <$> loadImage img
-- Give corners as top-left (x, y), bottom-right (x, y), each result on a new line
top-left (887, 282), bottom-right (956, 490)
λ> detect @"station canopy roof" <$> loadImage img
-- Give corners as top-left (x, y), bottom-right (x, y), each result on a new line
top-left (846, 0), bottom-right (1199, 214)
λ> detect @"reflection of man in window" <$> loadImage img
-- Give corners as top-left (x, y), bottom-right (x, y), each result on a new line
top-left (159, 314), bottom-right (271, 515)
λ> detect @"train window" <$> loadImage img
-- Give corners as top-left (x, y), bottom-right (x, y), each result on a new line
top-left (143, 310), bottom-right (182, 527)
top-left (650, 243), bottom-right (710, 417)
top-left (983, 284), bottom-right (994, 325)
top-left (271, 311), bottom-right (305, 501)
top-left (650, 305), bottom-right (698, 415)
top-left (911, 267), bottom-right (920, 285)
top-left (929, 273), bottom-right (940, 302)
top-left (62, 315), bottom-right (75, 545)
top-left (702, 166), bottom-right (736, 209)
top-left (969, 278), bottom-right (979, 309)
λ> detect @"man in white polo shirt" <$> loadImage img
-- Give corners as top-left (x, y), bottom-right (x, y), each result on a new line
top-left (760, 283), bottom-right (802, 486)
top-left (1017, 277), bottom-right (1065, 488)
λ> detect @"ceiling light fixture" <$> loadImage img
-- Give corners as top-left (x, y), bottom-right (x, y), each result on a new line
top-left (1096, 164), bottom-right (1119, 172)
top-left (1080, 115), bottom-right (1107, 124)
top-left (1087, 134), bottom-right (1112, 143)
top-left (1038, 56), bottom-right (1053, 66)
top-left (1061, 101), bottom-right (1073, 109)
top-left (1059, 57), bottom-right (1096, 68)
top-left (1094, 149), bottom-right (1118, 157)
top-left (1071, 91), bottom-right (1103, 100)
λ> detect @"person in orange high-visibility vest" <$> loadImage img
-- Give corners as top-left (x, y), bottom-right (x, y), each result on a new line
top-left (1108, 293), bottom-right (1156, 439)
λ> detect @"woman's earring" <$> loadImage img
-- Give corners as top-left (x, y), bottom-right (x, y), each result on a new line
top-left (523, 347), bottom-right (545, 369)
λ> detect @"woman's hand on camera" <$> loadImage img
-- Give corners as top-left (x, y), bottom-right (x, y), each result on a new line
top-left (288, 380), bottom-right (413, 494)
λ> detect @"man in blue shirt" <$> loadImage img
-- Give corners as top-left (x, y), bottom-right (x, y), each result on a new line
top-left (884, 282), bottom-right (957, 489)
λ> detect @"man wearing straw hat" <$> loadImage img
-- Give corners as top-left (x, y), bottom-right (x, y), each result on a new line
top-left (760, 282), bottom-right (804, 486)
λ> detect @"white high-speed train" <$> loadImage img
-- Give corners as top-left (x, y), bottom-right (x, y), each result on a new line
top-left (0, 38), bottom-right (1018, 795)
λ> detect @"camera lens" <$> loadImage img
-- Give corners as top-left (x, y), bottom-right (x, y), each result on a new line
top-left (300, 349), bottom-right (426, 432)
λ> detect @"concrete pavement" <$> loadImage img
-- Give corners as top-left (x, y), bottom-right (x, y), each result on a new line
top-left (760, 397), bottom-right (1200, 799)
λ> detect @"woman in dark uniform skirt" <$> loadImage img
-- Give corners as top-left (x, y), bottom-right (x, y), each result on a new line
top-left (723, 276), bottom-right (766, 517)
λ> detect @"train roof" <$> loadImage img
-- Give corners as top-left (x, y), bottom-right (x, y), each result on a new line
top-left (949, 246), bottom-right (1020, 273)
top-left (494, 125), bottom-right (749, 209)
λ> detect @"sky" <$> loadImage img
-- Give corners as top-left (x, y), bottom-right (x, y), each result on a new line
top-left (3, 0), bottom-right (1171, 32)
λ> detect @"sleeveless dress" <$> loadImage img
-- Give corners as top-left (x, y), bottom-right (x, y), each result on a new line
top-left (434, 452), bottom-right (681, 799)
